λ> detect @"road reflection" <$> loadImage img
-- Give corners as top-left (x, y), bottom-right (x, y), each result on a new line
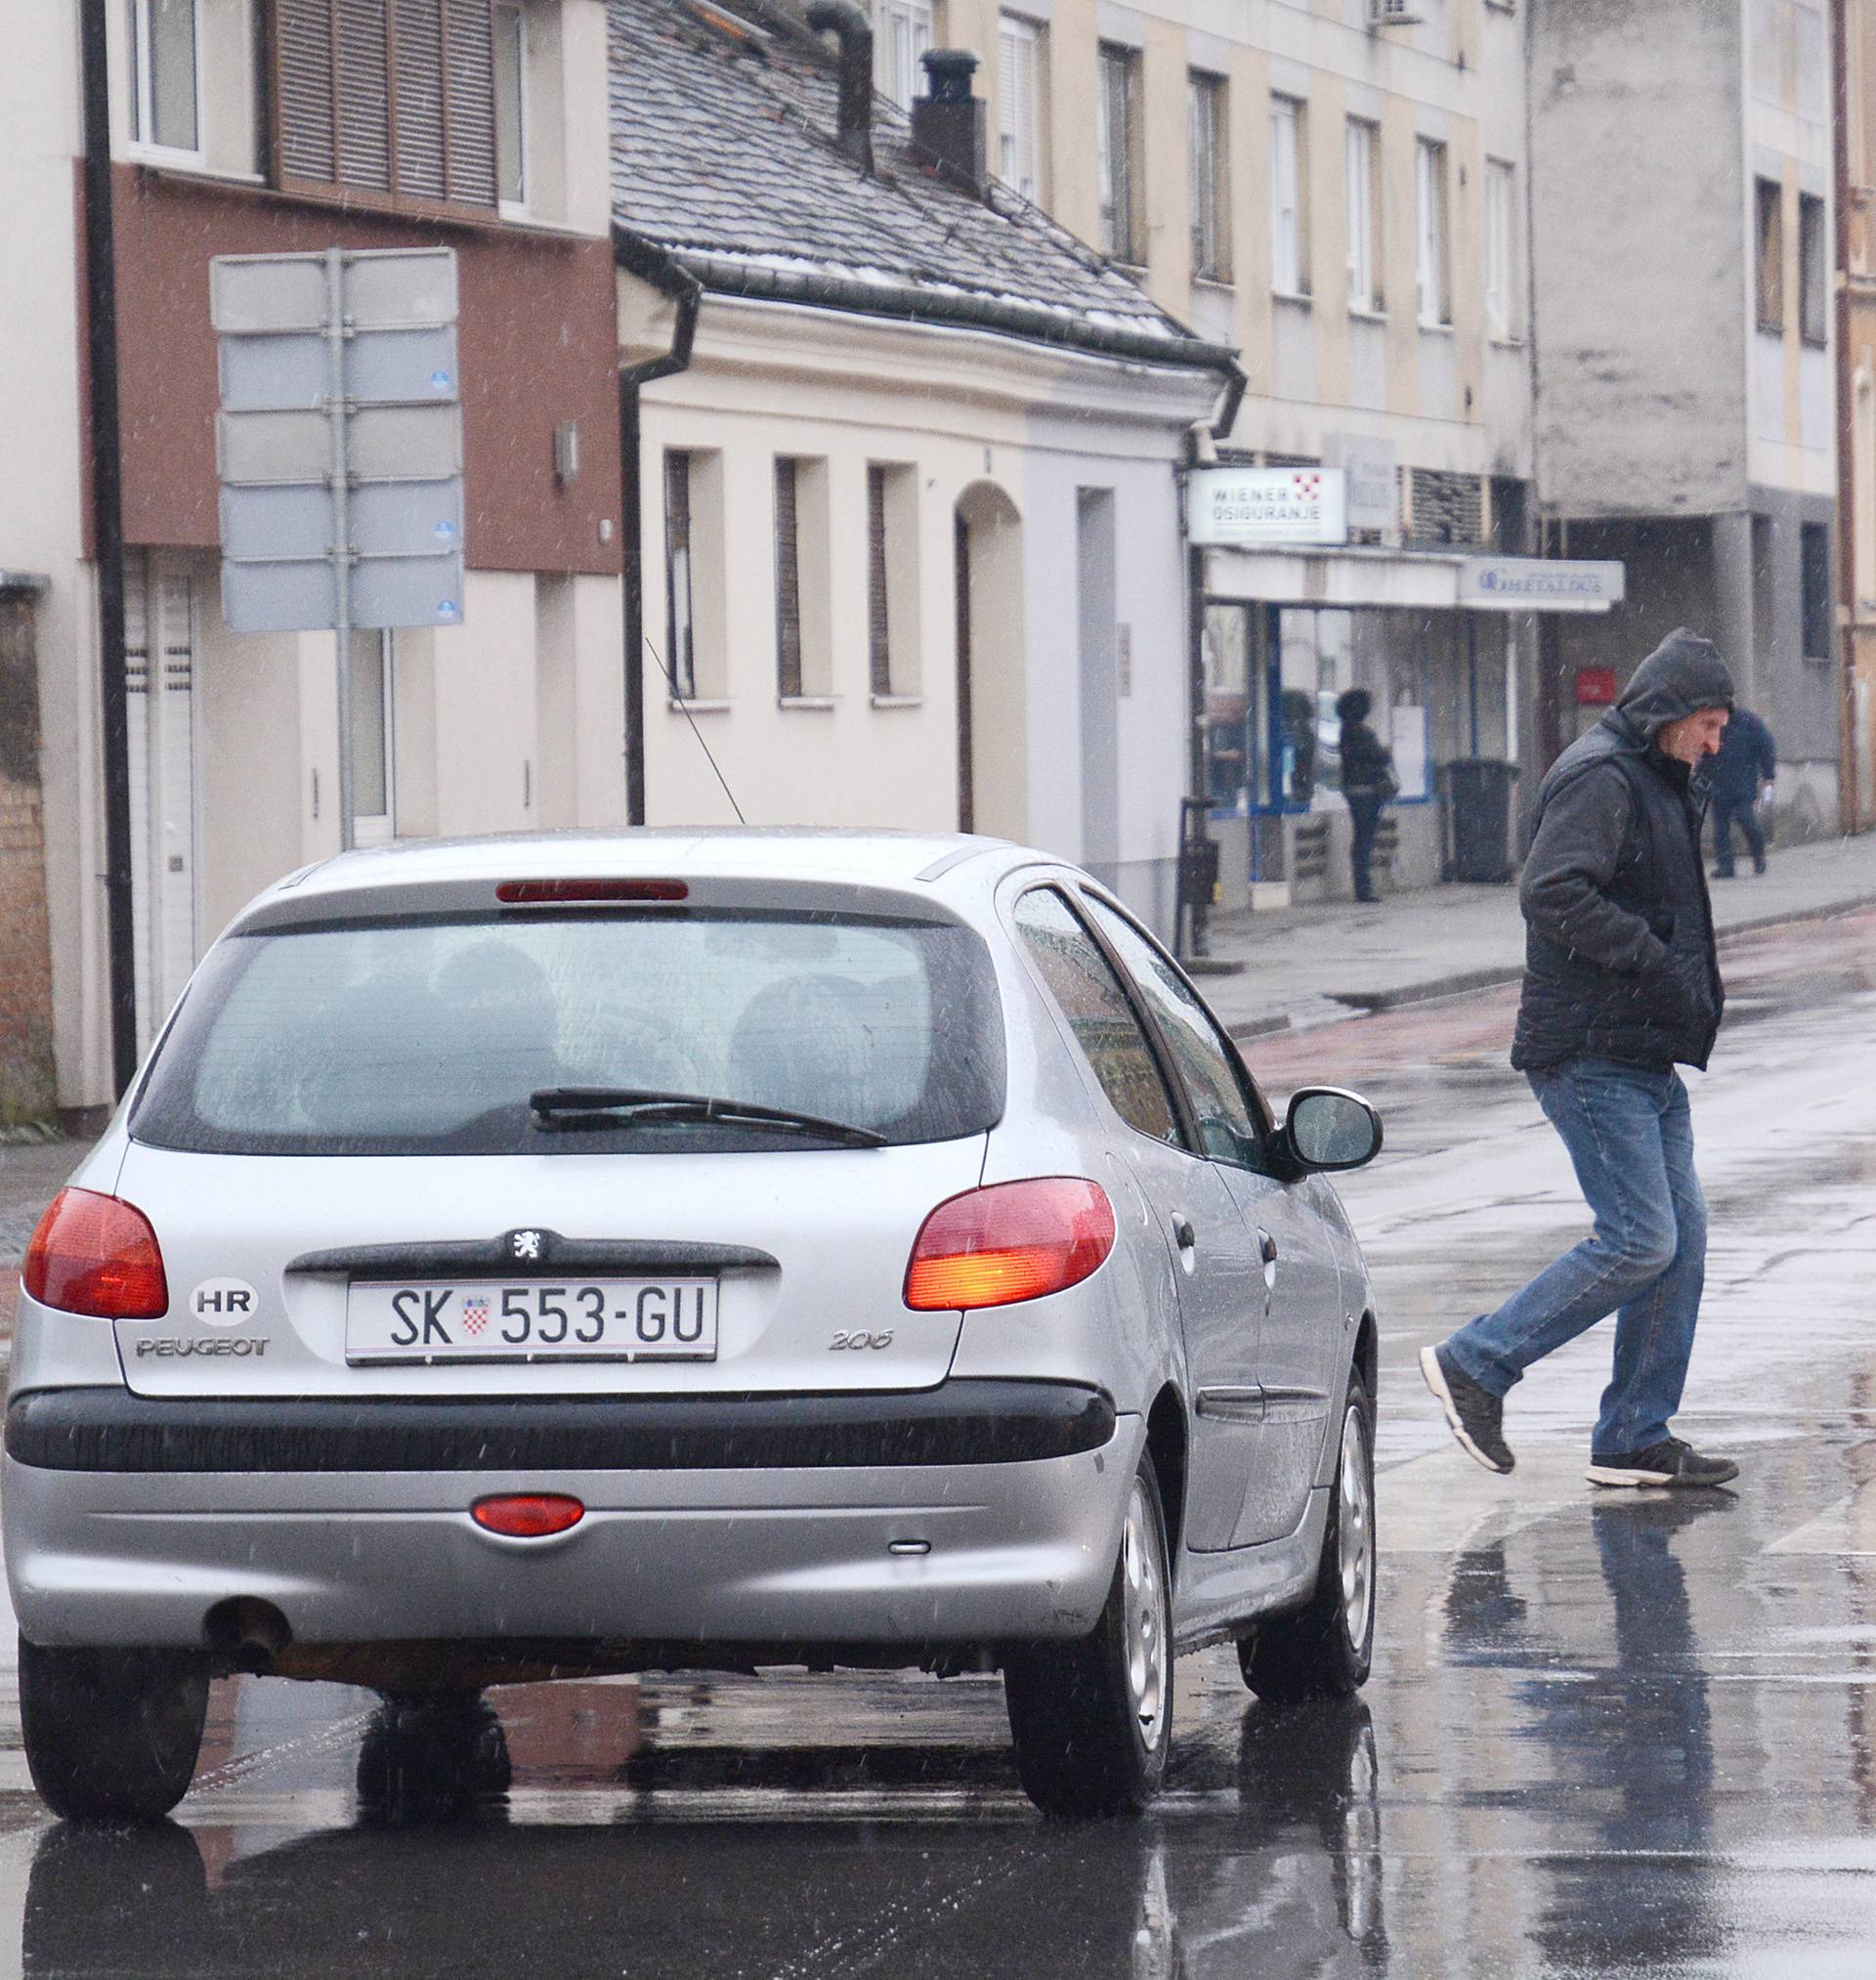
top-left (21, 1687), bottom-right (1387, 1977)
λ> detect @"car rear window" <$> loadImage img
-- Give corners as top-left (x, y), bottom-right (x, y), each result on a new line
top-left (131, 909), bottom-right (1005, 1155)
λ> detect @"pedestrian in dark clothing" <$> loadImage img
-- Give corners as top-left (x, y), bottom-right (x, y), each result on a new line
top-left (1420, 627), bottom-right (1741, 1491)
top-left (1708, 704), bottom-right (1776, 878)
top-left (1337, 689), bottom-right (1393, 903)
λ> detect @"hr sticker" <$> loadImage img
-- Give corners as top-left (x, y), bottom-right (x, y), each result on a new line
top-left (191, 1278), bottom-right (259, 1327)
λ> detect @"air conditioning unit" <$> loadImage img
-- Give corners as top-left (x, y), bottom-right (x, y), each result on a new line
top-left (1370, 0), bottom-right (1425, 24)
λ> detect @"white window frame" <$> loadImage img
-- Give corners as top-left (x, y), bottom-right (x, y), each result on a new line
top-left (1270, 96), bottom-right (1306, 297)
top-left (874, 0), bottom-right (933, 112)
top-left (1097, 43), bottom-right (1142, 264)
top-left (1485, 156), bottom-right (1518, 340)
top-left (1345, 116), bottom-right (1380, 313)
top-left (1415, 136), bottom-right (1450, 327)
top-left (998, 13), bottom-right (1045, 204)
top-left (495, 3), bottom-right (529, 219)
top-left (1188, 70), bottom-right (1229, 282)
top-left (125, 0), bottom-right (205, 163)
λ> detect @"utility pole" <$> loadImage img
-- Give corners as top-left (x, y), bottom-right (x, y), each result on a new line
top-left (78, 0), bottom-right (139, 1095)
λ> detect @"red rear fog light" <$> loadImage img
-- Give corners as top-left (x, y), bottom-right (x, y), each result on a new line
top-left (22, 1188), bottom-right (169, 1319)
top-left (472, 1493), bottom-right (585, 1538)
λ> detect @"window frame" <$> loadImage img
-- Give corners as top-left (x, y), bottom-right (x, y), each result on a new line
top-left (1756, 176), bottom-right (1785, 334)
top-left (774, 456), bottom-right (803, 703)
top-left (663, 450), bottom-right (697, 702)
top-left (1415, 135), bottom-right (1451, 328)
top-left (1345, 115), bottom-right (1381, 314)
top-left (1097, 42), bottom-right (1144, 266)
top-left (997, 12), bottom-right (1045, 204)
top-left (494, 1), bottom-right (528, 217)
top-left (874, 0), bottom-right (934, 112)
top-left (126, 0), bottom-right (206, 163)
top-left (1799, 191), bottom-right (1829, 347)
top-left (348, 628), bottom-right (397, 843)
top-left (1801, 520), bottom-right (1833, 661)
top-left (1270, 94), bottom-right (1308, 298)
top-left (1485, 156), bottom-right (1518, 341)
top-left (1188, 69), bottom-right (1230, 284)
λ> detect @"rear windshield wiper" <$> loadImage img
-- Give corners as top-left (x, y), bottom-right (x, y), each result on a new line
top-left (528, 1087), bottom-right (887, 1148)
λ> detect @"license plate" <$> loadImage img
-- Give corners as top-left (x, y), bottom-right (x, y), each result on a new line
top-left (345, 1278), bottom-right (718, 1364)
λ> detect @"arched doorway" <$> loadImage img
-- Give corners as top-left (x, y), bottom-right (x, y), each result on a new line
top-left (954, 482), bottom-right (1026, 839)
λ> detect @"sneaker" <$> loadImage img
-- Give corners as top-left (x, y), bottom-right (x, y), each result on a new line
top-left (1420, 1343), bottom-right (1514, 1474)
top-left (1709, 865), bottom-right (1735, 880)
top-left (1586, 1437), bottom-right (1738, 1488)
top-left (1753, 857), bottom-right (1767, 876)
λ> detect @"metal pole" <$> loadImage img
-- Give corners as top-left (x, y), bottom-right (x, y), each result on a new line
top-left (326, 247), bottom-right (356, 852)
top-left (79, 0), bottom-right (139, 1096)
top-left (1831, 0), bottom-right (1860, 834)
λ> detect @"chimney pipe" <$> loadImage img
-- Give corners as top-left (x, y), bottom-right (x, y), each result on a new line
top-left (805, 1), bottom-right (874, 175)
top-left (912, 48), bottom-right (987, 195)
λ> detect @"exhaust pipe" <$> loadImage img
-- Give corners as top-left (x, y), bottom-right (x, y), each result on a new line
top-left (204, 1597), bottom-right (291, 1673)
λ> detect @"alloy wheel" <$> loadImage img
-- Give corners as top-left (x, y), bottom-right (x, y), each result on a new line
top-left (1337, 1402), bottom-right (1375, 1651)
top-left (1123, 1473), bottom-right (1171, 1747)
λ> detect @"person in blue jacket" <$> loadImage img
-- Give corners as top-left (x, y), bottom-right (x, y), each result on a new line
top-left (1708, 704), bottom-right (1776, 878)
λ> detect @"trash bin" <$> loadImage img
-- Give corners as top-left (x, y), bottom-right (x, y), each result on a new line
top-left (1442, 759), bottom-right (1519, 883)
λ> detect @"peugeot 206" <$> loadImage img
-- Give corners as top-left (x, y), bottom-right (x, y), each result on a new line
top-left (6, 831), bottom-right (1384, 1821)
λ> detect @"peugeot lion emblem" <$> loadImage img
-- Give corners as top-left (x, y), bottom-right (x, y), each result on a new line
top-left (511, 1229), bottom-right (544, 1261)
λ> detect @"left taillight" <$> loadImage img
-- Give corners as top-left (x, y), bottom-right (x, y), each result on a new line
top-left (22, 1187), bottom-right (169, 1319)
top-left (904, 1178), bottom-right (1117, 1312)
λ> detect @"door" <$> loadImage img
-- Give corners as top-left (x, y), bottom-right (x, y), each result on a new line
top-left (1008, 885), bottom-right (1267, 1551)
top-left (124, 555), bottom-right (199, 1052)
top-left (1078, 893), bottom-right (1344, 1550)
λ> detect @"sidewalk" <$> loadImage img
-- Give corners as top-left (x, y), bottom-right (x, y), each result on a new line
top-left (1197, 830), bottom-right (1876, 1040)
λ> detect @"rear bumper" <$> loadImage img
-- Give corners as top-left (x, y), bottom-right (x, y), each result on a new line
top-left (3, 1383), bottom-right (1138, 1653)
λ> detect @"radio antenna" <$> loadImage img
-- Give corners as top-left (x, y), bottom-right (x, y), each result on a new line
top-left (641, 635), bottom-right (747, 826)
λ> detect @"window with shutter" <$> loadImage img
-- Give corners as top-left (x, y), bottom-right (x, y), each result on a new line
top-left (997, 15), bottom-right (1043, 204)
top-left (272, 0), bottom-right (500, 214)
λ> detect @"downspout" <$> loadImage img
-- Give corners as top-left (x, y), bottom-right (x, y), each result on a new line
top-left (614, 227), bottom-right (701, 827)
top-left (79, 0), bottom-right (138, 1097)
top-left (1833, 0), bottom-right (1860, 834)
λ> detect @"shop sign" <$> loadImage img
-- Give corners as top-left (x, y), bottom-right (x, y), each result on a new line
top-left (1575, 667), bottom-right (1620, 707)
top-left (1187, 467), bottom-right (1348, 547)
top-left (1459, 557), bottom-right (1626, 613)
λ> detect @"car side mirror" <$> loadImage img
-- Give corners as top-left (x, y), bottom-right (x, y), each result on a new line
top-left (1275, 1087), bottom-right (1384, 1176)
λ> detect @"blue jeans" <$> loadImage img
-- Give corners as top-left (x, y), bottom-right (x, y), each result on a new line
top-left (1444, 1057), bottom-right (1707, 1457)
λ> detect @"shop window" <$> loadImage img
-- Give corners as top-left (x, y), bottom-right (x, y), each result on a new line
top-left (1799, 193), bottom-right (1828, 347)
top-left (1802, 521), bottom-right (1832, 661)
top-left (1345, 117), bottom-right (1381, 313)
top-left (998, 14), bottom-right (1045, 203)
top-left (273, 0), bottom-right (500, 211)
top-left (1189, 71), bottom-right (1230, 282)
top-left (1756, 178), bottom-right (1785, 333)
top-left (127, 0), bottom-right (201, 155)
top-left (1098, 44), bottom-right (1144, 264)
top-left (1270, 96), bottom-right (1307, 296)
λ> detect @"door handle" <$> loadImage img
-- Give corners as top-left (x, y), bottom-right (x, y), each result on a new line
top-left (1172, 1214), bottom-right (1196, 1251)
top-left (1258, 1227), bottom-right (1278, 1290)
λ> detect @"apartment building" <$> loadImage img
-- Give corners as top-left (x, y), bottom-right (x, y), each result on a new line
top-left (933, 0), bottom-right (1540, 906)
top-left (1531, 0), bottom-right (1842, 835)
top-left (609, 0), bottom-right (1239, 931)
top-left (3, 2), bottom-right (625, 1111)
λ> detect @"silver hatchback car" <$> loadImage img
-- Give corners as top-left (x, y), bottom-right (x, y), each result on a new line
top-left (7, 831), bottom-right (1383, 1821)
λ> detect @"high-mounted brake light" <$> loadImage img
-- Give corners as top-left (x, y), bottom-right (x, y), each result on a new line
top-left (496, 879), bottom-right (688, 904)
top-left (22, 1188), bottom-right (169, 1319)
top-left (904, 1178), bottom-right (1116, 1312)
top-left (472, 1493), bottom-right (585, 1538)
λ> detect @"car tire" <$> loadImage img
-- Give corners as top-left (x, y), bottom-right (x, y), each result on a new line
top-left (1239, 1372), bottom-right (1377, 1702)
top-left (18, 1636), bottom-right (209, 1824)
top-left (357, 1693), bottom-right (513, 1826)
top-left (1003, 1450), bottom-right (1173, 1817)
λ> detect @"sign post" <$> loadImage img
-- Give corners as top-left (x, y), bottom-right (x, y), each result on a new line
top-left (211, 247), bottom-right (465, 849)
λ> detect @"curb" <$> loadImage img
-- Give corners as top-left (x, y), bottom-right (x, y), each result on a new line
top-left (1224, 886), bottom-right (1876, 1044)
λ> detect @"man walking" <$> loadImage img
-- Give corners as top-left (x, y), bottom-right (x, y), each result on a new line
top-left (1709, 702), bottom-right (1776, 878)
top-left (1421, 628), bottom-right (1740, 1489)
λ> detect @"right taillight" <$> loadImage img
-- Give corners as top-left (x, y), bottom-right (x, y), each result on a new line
top-left (904, 1178), bottom-right (1116, 1312)
top-left (21, 1188), bottom-right (169, 1319)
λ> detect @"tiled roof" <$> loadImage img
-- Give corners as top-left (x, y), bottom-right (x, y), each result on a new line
top-left (607, 0), bottom-right (1234, 368)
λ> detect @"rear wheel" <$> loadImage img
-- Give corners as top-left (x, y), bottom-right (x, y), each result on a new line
top-left (357, 1693), bottom-right (512, 1826)
top-left (18, 1638), bottom-right (208, 1824)
top-left (1003, 1452), bottom-right (1173, 1817)
top-left (1239, 1373), bottom-right (1376, 1702)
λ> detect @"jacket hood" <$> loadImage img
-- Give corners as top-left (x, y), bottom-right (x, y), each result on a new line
top-left (1614, 629), bottom-right (1735, 740)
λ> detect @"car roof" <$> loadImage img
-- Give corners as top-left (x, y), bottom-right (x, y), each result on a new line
top-left (245, 829), bottom-right (1059, 916)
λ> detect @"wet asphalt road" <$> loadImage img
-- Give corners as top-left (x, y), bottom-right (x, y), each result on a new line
top-left (4, 911), bottom-right (1876, 1976)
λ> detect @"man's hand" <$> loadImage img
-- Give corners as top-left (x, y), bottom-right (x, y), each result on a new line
top-left (1761, 781), bottom-right (1775, 806)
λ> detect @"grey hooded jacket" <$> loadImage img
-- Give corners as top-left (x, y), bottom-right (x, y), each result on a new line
top-left (1511, 628), bottom-right (1734, 1074)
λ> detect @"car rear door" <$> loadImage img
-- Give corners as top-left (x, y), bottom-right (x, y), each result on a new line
top-left (1076, 894), bottom-right (1344, 1551)
top-left (1008, 885), bottom-right (1266, 1553)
